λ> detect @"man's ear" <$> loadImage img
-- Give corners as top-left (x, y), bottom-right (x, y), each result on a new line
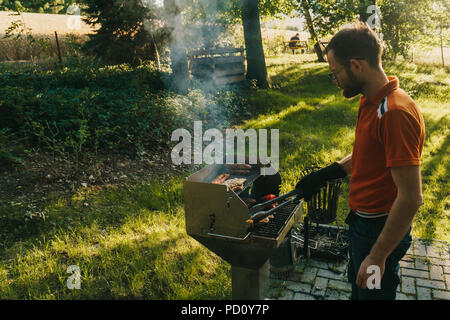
top-left (349, 58), bottom-right (364, 74)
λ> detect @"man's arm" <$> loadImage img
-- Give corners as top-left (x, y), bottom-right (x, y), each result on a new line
top-left (356, 165), bottom-right (423, 289)
top-left (338, 153), bottom-right (352, 175)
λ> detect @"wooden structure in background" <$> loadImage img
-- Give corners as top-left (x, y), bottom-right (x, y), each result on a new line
top-left (189, 47), bottom-right (246, 86)
top-left (284, 40), bottom-right (308, 53)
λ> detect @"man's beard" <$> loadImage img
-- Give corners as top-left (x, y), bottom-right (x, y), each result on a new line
top-left (342, 68), bottom-right (364, 98)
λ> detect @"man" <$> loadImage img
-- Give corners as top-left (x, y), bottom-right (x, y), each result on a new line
top-left (289, 33), bottom-right (300, 54)
top-left (295, 22), bottom-right (425, 300)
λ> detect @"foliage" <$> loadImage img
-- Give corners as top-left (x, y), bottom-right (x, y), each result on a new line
top-left (81, 0), bottom-right (168, 66)
top-left (293, 0), bottom-right (358, 39)
top-left (0, 60), bottom-right (249, 164)
top-left (0, 0), bottom-right (77, 14)
top-left (378, 0), bottom-right (437, 61)
top-left (0, 55), bottom-right (447, 299)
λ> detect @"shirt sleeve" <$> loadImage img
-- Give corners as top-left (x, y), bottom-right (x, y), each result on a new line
top-left (380, 109), bottom-right (422, 167)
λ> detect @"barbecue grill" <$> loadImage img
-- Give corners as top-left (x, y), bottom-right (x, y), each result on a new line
top-left (183, 163), bottom-right (304, 299)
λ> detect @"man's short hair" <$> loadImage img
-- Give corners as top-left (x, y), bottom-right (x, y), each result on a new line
top-left (325, 21), bottom-right (383, 68)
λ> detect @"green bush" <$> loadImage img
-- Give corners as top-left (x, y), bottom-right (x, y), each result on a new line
top-left (0, 60), bottom-right (249, 162)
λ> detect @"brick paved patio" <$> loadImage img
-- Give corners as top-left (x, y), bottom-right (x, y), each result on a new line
top-left (266, 238), bottom-right (450, 300)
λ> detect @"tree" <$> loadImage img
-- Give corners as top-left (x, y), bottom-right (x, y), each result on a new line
top-left (0, 0), bottom-right (78, 14)
top-left (417, 0), bottom-right (449, 67)
top-left (82, 0), bottom-right (166, 67)
top-left (241, 0), bottom-right (268, 88)
top-left (298, 0), bottom-right (325, 62)
top-left (378, 0), bottom-right (432, 61)
top-left (293, 0), bottom-right (358, 62)
top-left (358, 0), bottom-right (376, 23)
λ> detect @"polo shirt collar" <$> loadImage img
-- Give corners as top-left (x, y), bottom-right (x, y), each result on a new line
top-left (360, 76), bottom-right (399, 107)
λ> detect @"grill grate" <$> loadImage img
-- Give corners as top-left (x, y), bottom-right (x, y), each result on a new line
top-left (251, 200), bottom-right (301, 238)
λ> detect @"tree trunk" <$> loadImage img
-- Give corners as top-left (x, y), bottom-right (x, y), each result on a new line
top-left (301, 0), bottom-right (325, 62)
top-left (164, 0), bottom-right (189, 94)
top-left (151, 34), bottom-right (161, 70)
top-left (359, 0), bottom-right (377, 23)
top-left (241, 0), bottom-right (268, 89)
top-left (440, 24), bottom-right (445, 68)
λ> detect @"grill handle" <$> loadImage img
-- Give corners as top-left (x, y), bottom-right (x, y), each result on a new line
top-left (207, 232), bottom-right (251, 241)
top-left (249, 189), bottom-right (300, 214)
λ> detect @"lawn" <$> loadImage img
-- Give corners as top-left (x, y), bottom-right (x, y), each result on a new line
top-left (0, 54), bottom-right (448, 299)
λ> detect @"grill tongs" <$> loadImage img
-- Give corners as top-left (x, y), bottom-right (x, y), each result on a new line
top-left (246, 189), bottom-right (304, 226)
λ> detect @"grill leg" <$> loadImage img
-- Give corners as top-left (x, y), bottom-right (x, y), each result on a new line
top-left (231, 261), bottom-right (269, 300)
top-left (304, 216), bottom-right (310, 258)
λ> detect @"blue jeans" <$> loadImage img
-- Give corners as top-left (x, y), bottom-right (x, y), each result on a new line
top-left (345, 211), bottom-right (412, 300)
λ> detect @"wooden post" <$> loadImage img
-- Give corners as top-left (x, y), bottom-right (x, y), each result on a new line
top-left (54, 31), bottom-right (63, 64)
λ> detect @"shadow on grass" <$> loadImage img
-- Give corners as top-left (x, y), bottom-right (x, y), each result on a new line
top-left (415, 113), bottom-right (450, 240)
top-left (245, 63), bottom-right (342, 119)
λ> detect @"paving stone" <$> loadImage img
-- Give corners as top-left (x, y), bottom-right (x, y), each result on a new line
top-left (414, 242), bottom-right (427, 257)
top-left (293, 292), bottom-right (316, 300)
top-left (309, 259), bottom-right (330, 269)
top-left (402, 254), bottom-right (415, 262)
top-left (429, 265), bottom-right (444, 281)
top-left (317, 268), bottom-right (347, 281)
top-left (396, 292), bottom-right (416, 300)
top-left (311, 277), bottom-right (328, 297)
top-left (414, 259), bottom-right (429, 271)
top-left (401, 268), bottom-right (429, 279)
top-left (328, 279), bottom-right (352, 292)
top-left (406, 246), bottom-right (414, 256)
top-left (417, 287), bottom-right (432, 300)
top-left (339, 291), bottom-right (351, 300)
top-left (416, 278), bottom-right (446, 290)
top-left (428, 257), bottom-right (450, 267)
top-left (328, 262), bottom-right (347, 274)
top-left (432, 289), bottom-right (450, 300)
top-left (427, 245), bottom-right (444, 259)
top-left (401, 276), bottom-right (416, 295)
top-left (281, 240), bottom-right (450, 301)
top-left (324, 289), bottom-right (341, 300)
top-left (286, 281), bottom-right (312, 294)
top-left (300, 267), bottom-right (318, 284)
top-left (278, 289), bottom-right (294, 300)
top-left (400, 260), bottom-right (415, 269)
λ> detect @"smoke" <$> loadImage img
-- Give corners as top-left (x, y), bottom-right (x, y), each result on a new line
top-left (141, 0), bottom-right (254, 165)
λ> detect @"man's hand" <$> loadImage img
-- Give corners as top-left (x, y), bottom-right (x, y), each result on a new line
top-left (356, 165), bottom-right (422, 290)
top-left (356, 254), bottom-right (386, 289)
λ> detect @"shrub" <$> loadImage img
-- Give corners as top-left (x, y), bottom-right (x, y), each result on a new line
top-left (0, 60), bottom-right (249, 162)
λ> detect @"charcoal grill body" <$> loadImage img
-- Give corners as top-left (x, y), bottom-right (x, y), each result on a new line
top-left (184, 164), bottom-right (303, 299)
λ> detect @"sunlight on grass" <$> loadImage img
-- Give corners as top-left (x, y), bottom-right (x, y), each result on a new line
top-left (0, 55), bottom-right (448, 300)
top-left (0, 178), bottom-right (230, 299)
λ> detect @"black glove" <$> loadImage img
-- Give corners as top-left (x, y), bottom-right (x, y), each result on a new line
top-left (295, 162), bottom-right (347, 201)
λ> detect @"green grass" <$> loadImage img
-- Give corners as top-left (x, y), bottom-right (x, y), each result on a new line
top-left (243, 54), bottom-right (449, 239)
top-left (0, 53), bottom-right (448, 299)
top-left (0, 178), bottom-right (231, 299)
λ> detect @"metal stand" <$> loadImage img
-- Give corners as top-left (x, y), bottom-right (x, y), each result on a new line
top-left (303, 215), bottom-right (310, 258)
top-left (231, 261), bottom-right (269, 300)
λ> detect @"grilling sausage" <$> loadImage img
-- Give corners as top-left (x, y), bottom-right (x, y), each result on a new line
top-left (211, 173), bottom-right (230, 184)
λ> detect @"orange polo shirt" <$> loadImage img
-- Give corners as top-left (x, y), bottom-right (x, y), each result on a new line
top-left (349, 76), bottom-right (425, 214)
